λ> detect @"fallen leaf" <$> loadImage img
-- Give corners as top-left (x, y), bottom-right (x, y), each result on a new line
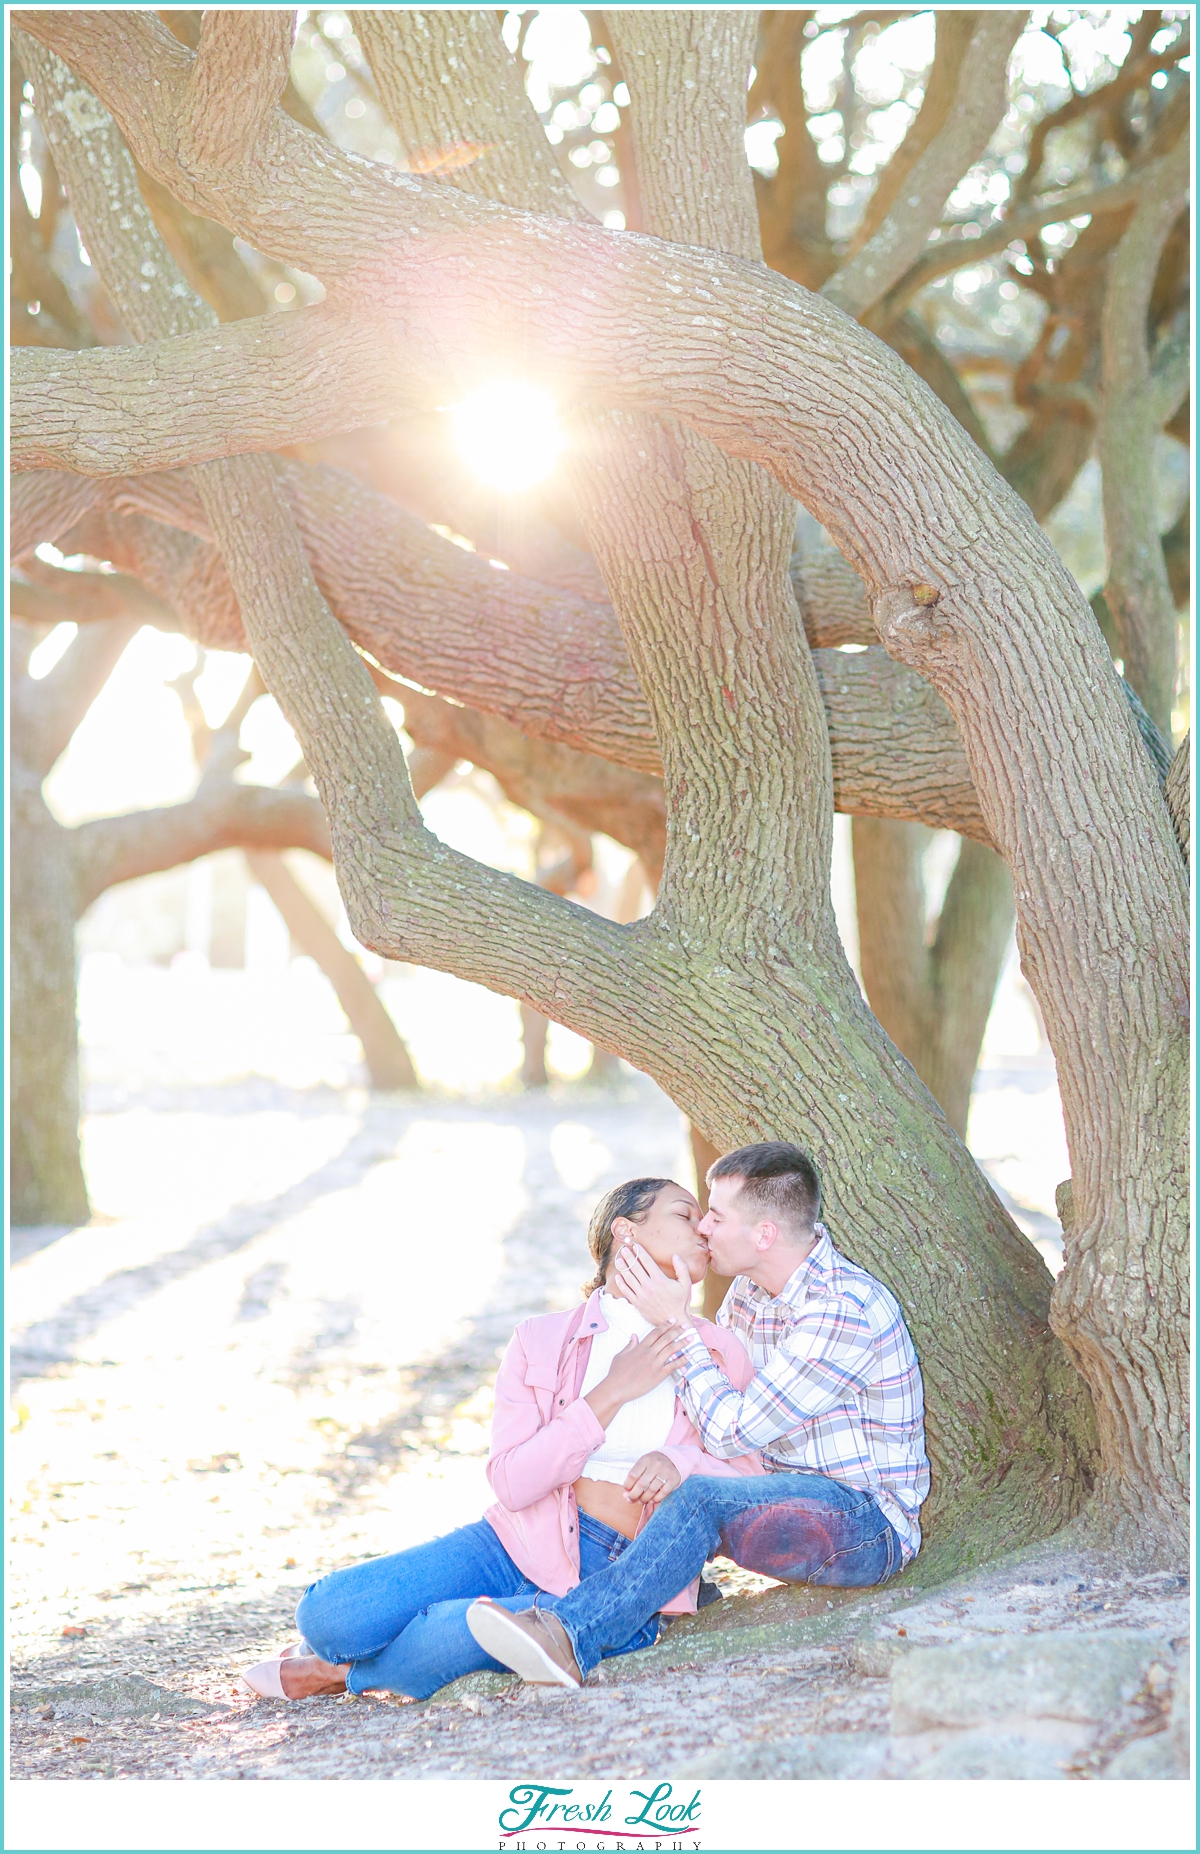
top-left (69, 1736), bottom-right (89, 1744)
top-left (62, 1625), bottom-right (88, 1638)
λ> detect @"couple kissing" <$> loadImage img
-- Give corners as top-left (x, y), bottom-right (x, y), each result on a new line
top-left (244, 1140), bottom-right (928, 1698)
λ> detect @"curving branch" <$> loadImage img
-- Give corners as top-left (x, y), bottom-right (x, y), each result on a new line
top-left (179, 8), bottom-right (296, 173)
top-left (1098, 134), bottom-right (1191, 735)
top-left (11, 615), bottom-right (140, 779)
top-left (10, 306), bottom-right (395, 475)
top-left (16, 459), bottom-right (988, 838)
top-left (70, 781), bottom-right (332, 917)
top-left (822, 12), bottom-right (1027, 321)
top-left (21, 22), bottom-right (634, 1058)
top-left (881, 173), bottom-right (1149, 322)
top-left (1164, 732), bottom-right (1189, 865)
top-left (394, 679), bottom-right (669, 885)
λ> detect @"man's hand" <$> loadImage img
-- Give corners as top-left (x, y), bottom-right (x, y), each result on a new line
top-left (623, 1450), bottom-right (681, 1510)
top-left (613, 1242), bottom-right (696, 1329)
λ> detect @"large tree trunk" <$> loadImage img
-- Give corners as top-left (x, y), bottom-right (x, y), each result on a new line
top-left (853, 820), bottom-right (1015, 1137)
top-left (10, 775), bottom-right (89, 1226)
top-left (691, 1125), bottom-right (733, 1322)
top-left (243, 849), bottom-right (418, 1091)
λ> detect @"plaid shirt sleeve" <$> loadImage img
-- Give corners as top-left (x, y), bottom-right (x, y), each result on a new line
top-left (675, 1296), bottom-right (877, 1457)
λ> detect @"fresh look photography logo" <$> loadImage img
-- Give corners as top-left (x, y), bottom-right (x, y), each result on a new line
top-left (498, 1781), bottom-right (702, 1848)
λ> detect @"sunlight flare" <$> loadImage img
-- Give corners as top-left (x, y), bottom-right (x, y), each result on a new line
top-left (450, 381), bottom-right (565, 491)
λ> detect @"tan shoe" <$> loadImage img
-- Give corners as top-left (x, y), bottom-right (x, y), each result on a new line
top-left (466, 1599), bottom-right (582, 1689)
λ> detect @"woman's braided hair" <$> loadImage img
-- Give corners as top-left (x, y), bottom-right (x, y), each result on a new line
top-left (583, 1177), bottom-right (674, 1298)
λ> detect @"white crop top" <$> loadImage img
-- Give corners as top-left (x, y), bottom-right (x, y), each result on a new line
top-left (577, 1290), bottom-right (677, 1486)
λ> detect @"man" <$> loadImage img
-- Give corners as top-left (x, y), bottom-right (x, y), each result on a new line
top-left (467, 1141), bottom-right (929, 1689)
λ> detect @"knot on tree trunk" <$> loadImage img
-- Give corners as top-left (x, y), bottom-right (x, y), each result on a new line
top-left (870, 582), bottom-right (951, 665)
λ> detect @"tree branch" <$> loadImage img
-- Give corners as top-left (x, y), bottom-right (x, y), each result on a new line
top-left (70, 781), bottom-right (332, 916)
top-left (843, 12), bottom-right (977, 261)
top-left (178, 8), bottom-right (296, 173)
top-left (243, 848), bottom-right (419, 1091)
top-left (1164, 732), bottom-right (1189, 865)
top-left (749, 10), bottom-right (834, 289)
top-left (881, 173), bottom-right (1149, 321)
top-left (10, 305), bottom-right (395, 475)
top-left (393, 679), bottom-right (668, 886)
top-left (1098, 134), bottom-right (1190, 734)
top-left (11, 615), bottom-right (139, 779)
top-left (1015, 18), bottom-right (1189, 206)
top-left (10, 562), bottom-right (176, 633)
top-left (350, 8), bottom-right (582, 219)
top-left (822, 12), bottom-right (1027, 321)
top-left (28, 25), bottom-right (634, 1053)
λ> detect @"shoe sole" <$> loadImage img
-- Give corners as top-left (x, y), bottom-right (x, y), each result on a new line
top-left (466, 1602), bottom-right (580, 1689)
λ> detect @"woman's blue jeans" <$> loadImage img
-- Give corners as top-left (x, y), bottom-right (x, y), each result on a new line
top-left (295, 1512), bottom-right (660, 1700)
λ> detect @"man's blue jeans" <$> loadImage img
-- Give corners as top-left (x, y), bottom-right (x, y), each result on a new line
top-left (295, 1512), bottom-right (659, 1699)
top-left (542, 1473), bottom-right (905, 1678)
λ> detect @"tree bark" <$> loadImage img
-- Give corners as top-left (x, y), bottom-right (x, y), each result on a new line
top-left (691, 1124), bottom-right (731, 1322)
top-left (1164, 733), bottom-right (1189, 865)
top-left (12, 462), bottom-right (998, 844)
top-left (1098, 136), bottom-right (1190, 737)
top-left (11, 769), bottom-right (90, 1227)
top-left (852, 820), bottom-right (1015, 1138)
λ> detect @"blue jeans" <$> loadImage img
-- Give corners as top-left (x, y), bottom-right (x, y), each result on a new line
top-left (295, 1513), bottom-right (660, 1699)
top-left (543, 1473), bottom-right (904, 1678)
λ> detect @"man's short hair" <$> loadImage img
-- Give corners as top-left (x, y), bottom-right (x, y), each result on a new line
top-left (707, 1141), bottom-right (822, 1238)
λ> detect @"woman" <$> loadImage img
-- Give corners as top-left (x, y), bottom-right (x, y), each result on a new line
top-left (244, 1175), bottom-right (761, 1700)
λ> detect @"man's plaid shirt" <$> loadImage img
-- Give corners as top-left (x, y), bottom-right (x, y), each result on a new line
top-left (676, 1226), bottom-right (929, 1560)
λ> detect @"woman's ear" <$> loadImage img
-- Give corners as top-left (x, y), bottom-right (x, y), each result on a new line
top-left (611, 1216), bottom-right (634, 1243)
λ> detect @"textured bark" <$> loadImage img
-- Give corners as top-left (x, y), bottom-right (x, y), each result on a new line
top-left (1164, 734), bottom-right (1189, 865)
top-left (1098, 136), bottom-right (1191, 736)
top-left (691, 1125), bottom-right (732, 1323)
top-left (244, 850), bottom-right (417, 1092)
top-left (396, 682), bottom-right (668, 887)
top-left (16, 12), bottom-right (1188, 1553)
top-left (178, 9), bottom-right (294, 174)
top-left (852, 821), bottom-right (1015, 1138)
top-left (15, 463), bottom-right (993, 842)
top-left (11, 769), bottom-right (89, 1228)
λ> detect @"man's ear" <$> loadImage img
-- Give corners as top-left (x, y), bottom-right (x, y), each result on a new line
top-left (756, 1220), bottom-right (779, 1254)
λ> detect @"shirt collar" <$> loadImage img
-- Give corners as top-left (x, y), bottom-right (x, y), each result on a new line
top-left (747, 1224), bottom-right (833, 1308)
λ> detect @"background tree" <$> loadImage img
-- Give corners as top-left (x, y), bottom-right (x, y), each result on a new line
top-left (10, 10), bottom-right (1188, 1566)
top-left (9, 606), bottom-right (332, 1224)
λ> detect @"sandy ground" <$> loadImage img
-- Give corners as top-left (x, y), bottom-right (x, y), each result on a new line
top-left (10, 959), bottom-right (1108, 1783)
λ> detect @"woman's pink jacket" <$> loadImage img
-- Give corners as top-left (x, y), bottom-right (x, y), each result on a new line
top-left (483, 1289), bottom-right (764, 1613)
